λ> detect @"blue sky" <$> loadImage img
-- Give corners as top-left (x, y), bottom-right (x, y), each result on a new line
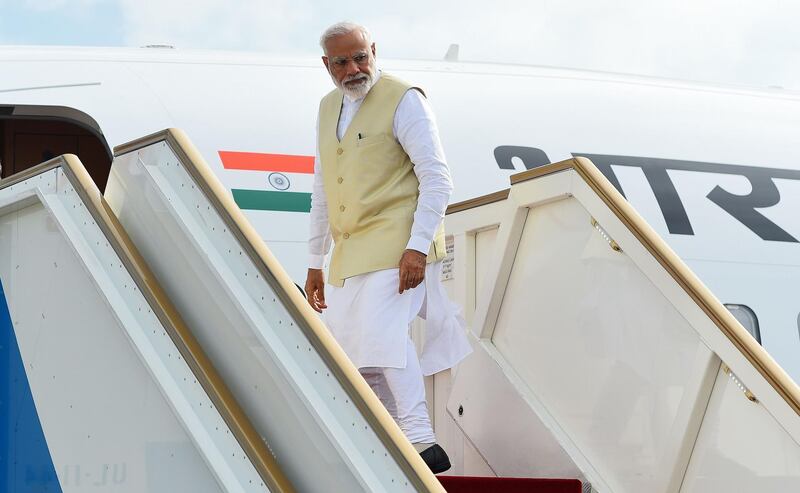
top-left (1, 0), bottom-right (799, 90)
top-left (0, 1), bottom-right (125, 46)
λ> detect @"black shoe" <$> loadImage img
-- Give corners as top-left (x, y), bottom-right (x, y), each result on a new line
top-left (419, 444), bottom-right (451, 474)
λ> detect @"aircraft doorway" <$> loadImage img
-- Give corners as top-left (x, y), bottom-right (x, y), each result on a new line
top-left (0, 113), bottom-right (112, 190)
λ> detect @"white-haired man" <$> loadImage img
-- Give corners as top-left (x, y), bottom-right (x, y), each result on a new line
top-left (305, 21), bottom-right (471, 473)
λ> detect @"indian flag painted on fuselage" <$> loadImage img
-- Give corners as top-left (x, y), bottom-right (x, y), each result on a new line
top-left (220, 151), bottom-right (314, 212)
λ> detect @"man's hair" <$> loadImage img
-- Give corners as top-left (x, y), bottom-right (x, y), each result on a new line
top-left (319, 21), bottom-right (372, 54)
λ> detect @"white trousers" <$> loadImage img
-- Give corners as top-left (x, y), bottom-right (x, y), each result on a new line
top-left (324, 262), bottom-right (471, 444)
top-left (359, 338), bottom-right (435, 444)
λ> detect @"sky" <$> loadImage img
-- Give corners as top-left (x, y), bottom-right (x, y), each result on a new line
top-left (1, 0), bottom-right (799, 90)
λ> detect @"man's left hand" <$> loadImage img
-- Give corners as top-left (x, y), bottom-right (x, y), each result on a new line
top-left (399, 249), bottom-right (427, 294)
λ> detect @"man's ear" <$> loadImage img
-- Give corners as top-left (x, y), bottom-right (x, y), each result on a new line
top-left (322, 56), bottom-right (329, 70)
top-left (371, 43), bottom-right (376, 57)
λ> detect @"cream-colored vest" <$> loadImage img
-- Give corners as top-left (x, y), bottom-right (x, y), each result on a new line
top-left (319, 73), bottom-right (446, 286)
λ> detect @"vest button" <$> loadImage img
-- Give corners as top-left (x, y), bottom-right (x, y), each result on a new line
top-left (339, 205), bottom-right (346, 212)
top-left (337, 148), bottom-right (344, 155)
top-left (337, 177), bottom-right (343, 184)
top-left (343, 233), bottom-right (350, 239)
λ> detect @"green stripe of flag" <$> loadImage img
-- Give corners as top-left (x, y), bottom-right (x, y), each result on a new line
top-left (232, 189), bottom-right (311, 212)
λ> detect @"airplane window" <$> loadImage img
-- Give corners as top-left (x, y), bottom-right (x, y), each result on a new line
top-left (725, 304), bottom-right (761, 344)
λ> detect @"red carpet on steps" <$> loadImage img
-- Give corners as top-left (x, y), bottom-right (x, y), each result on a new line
top-left (437, 476), bottom-right (582, 493)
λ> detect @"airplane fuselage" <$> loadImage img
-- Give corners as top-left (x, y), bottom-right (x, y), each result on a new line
top-left (1, 45), bottom-right (798, 381)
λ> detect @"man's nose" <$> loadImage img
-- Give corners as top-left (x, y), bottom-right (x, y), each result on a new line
top-left (345, 59), bottom-right (361, 76)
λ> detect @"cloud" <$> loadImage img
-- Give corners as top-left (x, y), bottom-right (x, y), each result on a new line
top-left (358, 0), bottom-right (800, 89)
top-left (117, 0), bottom-right (314, 52)
top-left (9, 0), bottom-right (797, 89)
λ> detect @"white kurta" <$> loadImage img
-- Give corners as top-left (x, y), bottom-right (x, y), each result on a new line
top-left (309, 71), bottom-right (472, 374)
top-left (323, 261), bottom-right (471, 375)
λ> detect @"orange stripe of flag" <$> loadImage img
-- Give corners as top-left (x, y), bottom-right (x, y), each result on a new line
top-left (219, 151), bottom-right (314, 174)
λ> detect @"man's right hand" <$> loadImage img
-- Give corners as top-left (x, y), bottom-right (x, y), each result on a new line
top-left (305, 268), bottom-right (327, 313)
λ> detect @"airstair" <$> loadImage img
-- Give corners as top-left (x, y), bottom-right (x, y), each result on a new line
top-left (438, 158), bottom-right (800, 492)
top-left (1, 129), bottom-right (797, 493)
top-left (0, 143), bottom-right (447, 492)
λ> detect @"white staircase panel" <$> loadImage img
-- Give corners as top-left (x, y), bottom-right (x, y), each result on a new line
top-left (680, 367), bottom-right (800, 492)
top-left (0, 159), bottom-right (273, 493)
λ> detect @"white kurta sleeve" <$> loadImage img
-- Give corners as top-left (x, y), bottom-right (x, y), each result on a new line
top-left (393, 89), bottom-right (453, 255)
top-left (308, 116), bottom-right (332, 269)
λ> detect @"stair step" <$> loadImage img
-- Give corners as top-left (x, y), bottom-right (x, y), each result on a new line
top-left (438, 476), bottom-right (582, 493)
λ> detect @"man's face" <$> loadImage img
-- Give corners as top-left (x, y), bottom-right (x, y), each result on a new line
top-left (322, 30), bottom-right (377, 100)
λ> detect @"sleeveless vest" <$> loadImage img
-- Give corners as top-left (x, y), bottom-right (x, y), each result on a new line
top-left (318, 73), bottom-right (446, 286)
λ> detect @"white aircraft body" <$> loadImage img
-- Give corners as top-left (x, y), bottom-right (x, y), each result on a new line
top-left (1, 44), bottom-right (798, 386)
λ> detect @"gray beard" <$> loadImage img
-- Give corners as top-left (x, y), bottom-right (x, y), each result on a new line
top-left (341, 77), bottom-right (371, 99)
top-left (331, 67), bottom-right (375, 100)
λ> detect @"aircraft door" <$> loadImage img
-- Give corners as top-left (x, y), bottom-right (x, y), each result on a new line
top-left (0, 110), bottom-right (112, 189)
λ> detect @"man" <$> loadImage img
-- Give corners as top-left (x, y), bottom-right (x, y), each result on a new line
top-left (305, 21), bottom-right (472, 474)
